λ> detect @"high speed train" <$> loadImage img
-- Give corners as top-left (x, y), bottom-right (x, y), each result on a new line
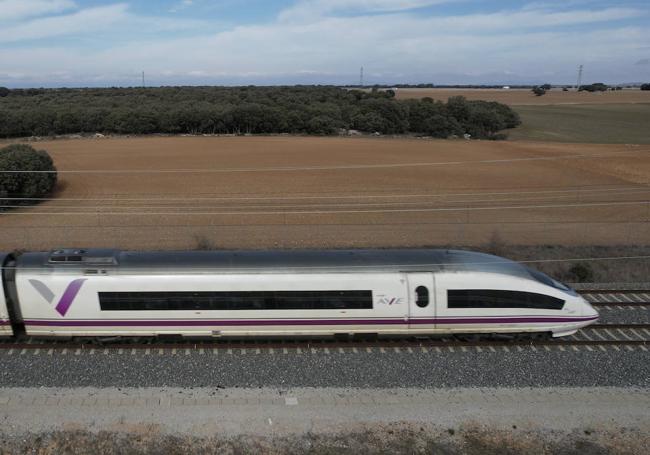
top-left (0, 248), bottom-right (598, 339)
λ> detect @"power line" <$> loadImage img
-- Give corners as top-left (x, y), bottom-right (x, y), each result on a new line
top-left (2, 220), bottom-right (648, 229)
top-left (0, 150), bottom-right (647, 174)
top-left (2, 254), bottom-right (649, 272)
top-left (1, 191), bottom-right (648, 212)
top-left (2, 185), bottom-right (647, 202)
top-left (1, 200), bottom-right (647, 216)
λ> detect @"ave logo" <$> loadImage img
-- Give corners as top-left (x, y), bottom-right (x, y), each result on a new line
top-left (29, 279), bottom-right (87, 316)
top-left (376, 295), bottom-right (404, 305)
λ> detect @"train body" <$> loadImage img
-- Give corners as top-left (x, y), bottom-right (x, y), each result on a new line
top-left (0, 248), bottom-right (598, 338)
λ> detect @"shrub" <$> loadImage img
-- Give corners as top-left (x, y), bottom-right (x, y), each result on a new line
top-left (0, 144), bottom-right (57, 210)
top-left (579, 83), bottom-right (608, 92)
top-left (484, 231), bottom-right (507, 257)
top-left (444, 96), bottom-right (520, 139)
top-left (532, 86), bottom-right (546, 96)
top-left (567, 262), bottom-right (594, 283)
top-left (641, 83), bottom-right (650, 91)
top-left (0, 87), bottom-right (9, 97)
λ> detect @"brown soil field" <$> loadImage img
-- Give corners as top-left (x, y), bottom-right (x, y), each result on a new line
top-left (393, 88), bottom-right (650, 105)
top-left (0, 136), bottom-right (648, 251)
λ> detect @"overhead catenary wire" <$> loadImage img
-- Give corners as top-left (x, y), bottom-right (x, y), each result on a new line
top-left (0, 149), bottom-right (648, 174)
top-left (1, 189), bottom-right (648, 211)
top-left (2, 254), bottom-right (650, 272)
top-left (1, 200), bottom-right (648, 216)
top-left (1, 185), bottom-right (647, 202)
top-left (2, 220), bottom-right (648, 229)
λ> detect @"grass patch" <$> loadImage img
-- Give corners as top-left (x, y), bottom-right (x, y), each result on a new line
top-left (507, 104), bottom-right (650, 143)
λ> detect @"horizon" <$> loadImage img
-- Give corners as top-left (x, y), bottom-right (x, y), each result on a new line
top-left (1, 0), bottom-right (649, 88)
top-left (2, 82), bottom-right (645, 90)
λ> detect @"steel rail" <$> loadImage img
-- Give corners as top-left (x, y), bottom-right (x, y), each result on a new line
top-left (0, 329), bottom-right (646, 351)
top-left (590, 323), bottom-right (650, 329)
top-left (578, 290), bottom-right (650, 295)
top-left (578, 289), bottom-right (650, 306)
top-left (589, 302), bottom-right (649, 307)
top-left (0, 339), bottom-right (645, 351)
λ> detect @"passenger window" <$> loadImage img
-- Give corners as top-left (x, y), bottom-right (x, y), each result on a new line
top-left (415, 286), bottom-right (429, 308)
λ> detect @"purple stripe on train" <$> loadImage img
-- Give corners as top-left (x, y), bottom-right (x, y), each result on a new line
top-left (23, 315), bottom-right (598, 327)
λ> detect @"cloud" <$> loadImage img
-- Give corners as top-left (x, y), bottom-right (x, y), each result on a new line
top-left (0, 1), bottom-right (648, 86)
top-left (0, 3), bottom-right (207, 43)
top-left (0, 4), bottom-right (129, 43)
top-left (0, 0), bottom-right (76, 22)
top-left (636, 58), bottom-right (650, 65)
top-left (169, 0), bottom-right (194, 13)
top-left (279, 0), bottom-right (455, 21)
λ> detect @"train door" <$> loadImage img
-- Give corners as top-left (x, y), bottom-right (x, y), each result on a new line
top-left (0, 254), bottom-right (14, 336)
top-left (407, 273), bottom-right (435, 330)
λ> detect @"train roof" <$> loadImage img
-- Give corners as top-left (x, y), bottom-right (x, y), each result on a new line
top-left (15, 248), bottom-right (536, 278)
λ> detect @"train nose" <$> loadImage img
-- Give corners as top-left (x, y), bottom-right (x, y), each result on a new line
top-left (581, 297), bottom-right (599, 320)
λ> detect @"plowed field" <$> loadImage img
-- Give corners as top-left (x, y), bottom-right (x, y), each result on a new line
top-left (0, 136), bottom-right (648, 250)
top-left (394, 88), bottom-right (650, 105)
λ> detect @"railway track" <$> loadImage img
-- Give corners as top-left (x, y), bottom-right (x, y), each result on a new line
top-left (0, 324), bottom-right (647, 352)
top-left (579, 289), bottom-right (650, 307)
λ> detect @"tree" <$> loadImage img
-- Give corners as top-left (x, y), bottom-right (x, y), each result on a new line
top-left (540, 84), bottom-right (552, 90)
top-left (0, 87), bottom-right (9, 97)
top-left (641, 84), bottom-right (650, 91)
top-left (0, 144), bottom-right (57, 209)
top-left (532, 86), bottom-right (546, 96)
top-left (579, 83), bottom-right (608, 92)
top-left (0, 86), bottom-right (519, 140)
top-left (406, 99), bottom-right (461, 138)
top-left (306, 115), bottom-right (339, 135)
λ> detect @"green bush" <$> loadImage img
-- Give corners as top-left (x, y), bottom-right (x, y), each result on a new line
top-left (567, 262), bottom-right (595, 283)
top-left (532, 86), bottom-right (546, 96)
top-left (0, 87), bottom-right (9, 97)
top-left (0, 144), bottom-right (57, 210)
top-left (579, 83), bottom-right (608, 92)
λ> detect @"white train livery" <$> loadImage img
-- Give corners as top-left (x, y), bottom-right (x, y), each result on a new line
top-left (0, 248), bottom-right (598, 338)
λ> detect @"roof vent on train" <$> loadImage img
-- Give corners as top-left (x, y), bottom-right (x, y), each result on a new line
top-left (48, 248), bottom-right (118, 265)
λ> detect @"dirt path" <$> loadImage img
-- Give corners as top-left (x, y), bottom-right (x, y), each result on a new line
top-left (0, 387), bottom-right (648, 454)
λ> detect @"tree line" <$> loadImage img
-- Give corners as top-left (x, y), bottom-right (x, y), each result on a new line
top-left (0, 86), bottom-right (520, 139)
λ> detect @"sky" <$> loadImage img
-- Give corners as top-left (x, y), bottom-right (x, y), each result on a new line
top-left (0, 0), bottom-right (649, 87)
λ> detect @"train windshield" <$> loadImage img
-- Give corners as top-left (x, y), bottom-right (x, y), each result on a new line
top-left (525, 267), bottom-right (576, 294)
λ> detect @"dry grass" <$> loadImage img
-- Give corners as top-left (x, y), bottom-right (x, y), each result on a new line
top-left (508, 104), bottom-right (650, 144)
top-left (0, 136), bottom-right (647, 251)
top-left (0, 424), bottom-right (647, 455)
